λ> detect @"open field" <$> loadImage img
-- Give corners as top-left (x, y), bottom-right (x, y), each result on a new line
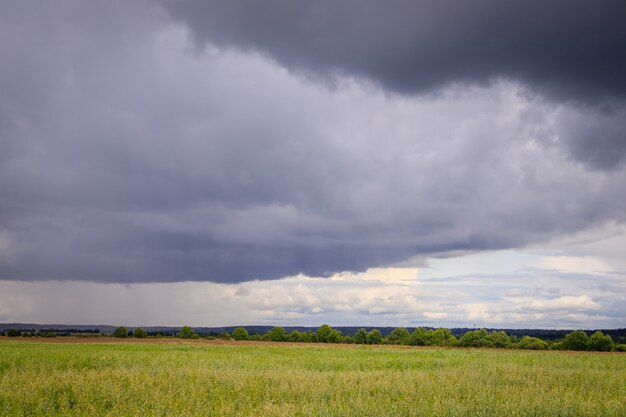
top-left (1, 339), bottom-right (625, 416)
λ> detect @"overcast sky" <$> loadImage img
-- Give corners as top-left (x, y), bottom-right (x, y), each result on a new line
top-left (1, 1), bottom-right (625, 328)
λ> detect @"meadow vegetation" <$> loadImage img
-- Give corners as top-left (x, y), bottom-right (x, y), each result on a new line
top-left (0, 339), bottom-right (624, 416)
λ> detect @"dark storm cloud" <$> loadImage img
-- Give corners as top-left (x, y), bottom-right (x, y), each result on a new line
top-left (160, 0), bottom-right (626, 171)
top-left (161, 0), bottom-right (626, 103)
top-left (1, 1), bottom-right (626, 284)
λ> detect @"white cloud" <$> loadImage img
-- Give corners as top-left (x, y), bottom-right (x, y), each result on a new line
top-left (423, 312), bottom-right (448, 320)
top-left (462, 303), bottom-right (503, 323)
top-left (332, 268), bottom-right (417, 284)
top-left (524, 295), bottom-right (601, 311)
top-left (539, 256), bottom-right (610, 274)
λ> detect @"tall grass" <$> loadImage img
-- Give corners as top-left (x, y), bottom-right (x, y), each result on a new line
top-left (0, 340), bottom-right (624, 416)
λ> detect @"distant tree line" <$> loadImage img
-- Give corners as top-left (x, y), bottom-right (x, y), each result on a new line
top-left (184, 325), bottom-right (625, 352)
top-left (0, 328), bottom-right (101, 338)
top-left (3, 325), bottom-right (624, 352)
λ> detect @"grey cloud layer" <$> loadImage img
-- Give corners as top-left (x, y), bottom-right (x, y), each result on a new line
top-left (1, 1), bottom-right (626, 283)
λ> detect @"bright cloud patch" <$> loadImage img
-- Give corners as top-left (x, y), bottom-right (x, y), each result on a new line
top-left (524, 295), bottom-right (601, 311)
top-left (539, 256), bottom-right (610, 274)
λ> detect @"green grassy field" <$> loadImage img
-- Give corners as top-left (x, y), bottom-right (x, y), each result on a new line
top-left (0, 339), bottom-right (624, 416)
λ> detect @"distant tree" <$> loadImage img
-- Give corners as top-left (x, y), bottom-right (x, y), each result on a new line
top-left (232, 327), bottom-right (249, 341)
top-left (389, 328), bottom-right (410, 345)
top-left (548, 341), bottom-right (563, 350)
top-left (588, 331), bottom-right (613, 352)
top-left (428, 328), bottom-right (455, 346)
top-left (178, 326), bottom-right (196, 339)
top-left (459, 329), bottom-right (491, 347)
top-left (354, 328), bottom-right (368, 344)
top-left (366, 329), bottom-right (383, 345)
top-left (317, 324), bottom-right (342, 343)
top-left (330, 328), bottom-right (343, 343)
top-left (287, 330), bottom-right (301, 342)
top-left (422, 329), bottom-right (436, 345)
top-left (6, 329), bottom-right (20, 337)
top-left (613, 344), bottom-right (626, 352)
top-left (517, 336), bottom-right (548, 350)
top-left (486, 331), bottom-right (511, 348)
top-left (133, 327), bottom-right (147, 338)
top-left (316, 324), bottom-right (333, 343)
top-left (410, 328), bottom-right (428, 346)
top-left (561, 330), bottom-right (589, 351)
top-left (443, 336), bottom-right (459, 347)
top-left (112, 326), bottom-right (128, 338)
top-left (266, 327), bottom-right (287, 342)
